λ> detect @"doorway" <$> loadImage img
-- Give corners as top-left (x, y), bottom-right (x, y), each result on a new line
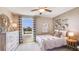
top-left (22, 17), bottom-right (34, 43)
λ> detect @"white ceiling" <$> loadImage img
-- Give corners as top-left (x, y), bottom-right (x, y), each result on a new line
top-left (7, 7), bottom-right (75, 18)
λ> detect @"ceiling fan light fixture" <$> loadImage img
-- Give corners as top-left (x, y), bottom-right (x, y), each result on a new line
top-left (31, 7), bottom-right (52, 15)
top-left (38, 9), bottom-right (45, 12)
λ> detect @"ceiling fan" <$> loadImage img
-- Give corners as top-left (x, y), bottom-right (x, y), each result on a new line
top-left (31, 7), bottom-right (52, 15)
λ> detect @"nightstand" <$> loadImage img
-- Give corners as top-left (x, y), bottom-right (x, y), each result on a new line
top-left (66, 39), bottom-right (77, 50)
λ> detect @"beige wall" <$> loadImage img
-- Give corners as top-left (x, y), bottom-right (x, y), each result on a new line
top-left (0, 8), bottom-right (12, 20)
top-left (0, 7), bottom-right (19, 32)
top-left (53, 7), bottom-right (79, 37)
top-left (10, 14), bottom-right (19, 31)
top-left (35, 16), bottom-right (53, 35)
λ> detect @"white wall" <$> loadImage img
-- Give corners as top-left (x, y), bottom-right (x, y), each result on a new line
top-left (53, 8), bottom-right (79, 33)
top-left (35, 16), bottom-right (53, 35)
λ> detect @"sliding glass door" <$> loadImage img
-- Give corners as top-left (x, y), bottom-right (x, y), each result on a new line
top-left (22, 17), bottom-right (34, 43)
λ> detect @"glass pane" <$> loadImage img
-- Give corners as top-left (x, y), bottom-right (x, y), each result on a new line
top-left (22, 17), bottom-right (34, 43)
top-left (22, 18), bottom-right (32, 34)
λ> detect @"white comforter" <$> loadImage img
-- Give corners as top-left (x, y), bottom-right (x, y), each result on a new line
top-left (36, 35), bottom-right (67, 50)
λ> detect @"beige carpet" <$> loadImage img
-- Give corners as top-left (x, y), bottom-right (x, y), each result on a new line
top-left (16, 42), bottom-right (41, 51)
top-left (15, 34), bottom-right (41, 51)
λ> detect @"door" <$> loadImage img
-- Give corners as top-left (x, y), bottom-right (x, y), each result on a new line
top-left (22, 17), bottom-right (34, 43)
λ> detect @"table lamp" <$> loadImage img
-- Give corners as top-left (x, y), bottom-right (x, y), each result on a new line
top-left (68, 31), bottom-right (75, 40)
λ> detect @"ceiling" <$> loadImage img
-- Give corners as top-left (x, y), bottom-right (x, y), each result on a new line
top-left (7, 7), bottom-right (75, 18)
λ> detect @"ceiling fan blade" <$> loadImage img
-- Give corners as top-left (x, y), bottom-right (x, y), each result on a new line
top-left (31, 9), bottom-right (39, 11)
top-left (45, 9), bottom-right (52, 12)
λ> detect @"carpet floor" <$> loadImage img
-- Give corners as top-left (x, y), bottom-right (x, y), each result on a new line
top-left (47, 46), bottom-right (74, 51)
top-left (16, 42), bottom-right (77, 51)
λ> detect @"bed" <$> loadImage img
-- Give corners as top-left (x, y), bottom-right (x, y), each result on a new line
top-left (36, 35), bottom-right (67, 50)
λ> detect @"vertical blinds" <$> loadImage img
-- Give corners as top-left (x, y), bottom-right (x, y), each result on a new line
top-left (19, 16), bottom-right (23, 43)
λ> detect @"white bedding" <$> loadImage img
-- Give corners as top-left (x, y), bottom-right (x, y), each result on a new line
top-left (36, 35), bottom-right (67, 50)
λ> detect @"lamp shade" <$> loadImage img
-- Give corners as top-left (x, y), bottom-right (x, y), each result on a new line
top-left (68, 32), bottom-right (74, 37)
top-left (67, 31), bottom-right (76, 40)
